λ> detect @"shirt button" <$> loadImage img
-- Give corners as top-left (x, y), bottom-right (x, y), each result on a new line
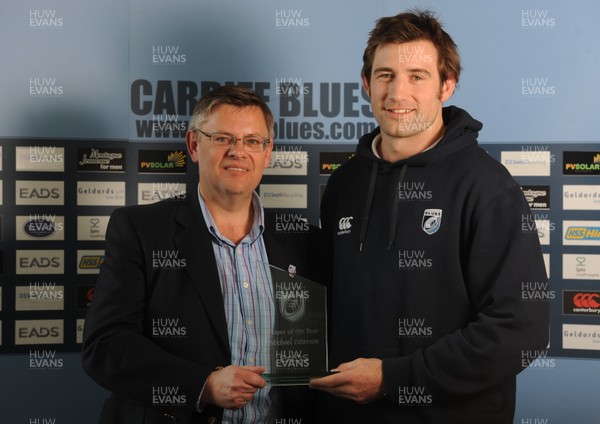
top-left (248, 358), bottom-right (254, 364)
top-left (247, 319), bottom-right (253, 326)
top-left (243, 282), bottom-right (249, 289)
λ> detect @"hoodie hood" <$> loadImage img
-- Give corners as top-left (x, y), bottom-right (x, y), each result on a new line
top-left (355, 106), bottom-right (483, 251)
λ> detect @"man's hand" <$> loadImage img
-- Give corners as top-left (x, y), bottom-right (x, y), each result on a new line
top-left (309, 358), bottom-right (384, 404)
top-left (201, 365), bottom-right (266, 409)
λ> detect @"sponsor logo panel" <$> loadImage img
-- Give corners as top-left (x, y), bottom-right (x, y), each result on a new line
top-left (264, 150), bottom-right (308, 176)
top-left (77, 250), bottom-right (105, 274)
top-left (319, 152), bottom-right (355, 175)
top-left (138, 150), bottom-right (187, 174)
top-left (16, 250), bottom-right (64, 275)
top-left (259, 184), bottom-right (307, 209)
top-left (15, 319), bottom-right (64, 345)
top-left (563, 324), bottom-right (600, 350)
top-left (138, 183), bottom-right (187, 205)
top-left (500, 151), bottom-right (551, 176)
top-left (76, 285), bottom-right (95, 310)
top-left (563, 221), bottom-right (600, 246)
top-left (563, 185), bottom-right (600, 210)
top-left (15, 146), bottom-right (64, 172)
top-left (77, 181), bottom-right (125, 206)
top-left (15, 284), bottom-right (64, 311)
top-left (563, 291), bottom-right (600, 316)
top-left (76, 319), bottom-right (85, 344)
top-left (16, 180), bottom-right (64, 205)
top-left (521, 185), bottom-right (550, 209)
top-left (78, 148), bottom-right (126, 172)
top-left (563, 254), bottom-right (600, 280)
top-left (77, 216), bottom-right (110, 241)
top-left (16, 215), bottom-right (65, 241)
top-left (563, 151), bottom-right (600, 175)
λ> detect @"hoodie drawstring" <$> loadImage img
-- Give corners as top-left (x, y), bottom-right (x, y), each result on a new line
top-left (387, 163), bottom-right (408, 249)
top-left (359, 161), bottom-right (378, 252)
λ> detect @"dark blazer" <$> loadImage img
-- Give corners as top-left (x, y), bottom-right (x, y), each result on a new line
top-left (82, 193), bottom-right (321, 424)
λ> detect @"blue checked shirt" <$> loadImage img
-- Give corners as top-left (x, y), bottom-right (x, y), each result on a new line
top-left (198, 189), bottom-right (276, 423)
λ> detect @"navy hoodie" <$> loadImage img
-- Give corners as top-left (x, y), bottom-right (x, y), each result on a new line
top-left (319, 106), bottom-right (549, 423)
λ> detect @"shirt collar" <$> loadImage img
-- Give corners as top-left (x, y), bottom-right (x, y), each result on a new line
top-left (371, 133), bottom-right (443, 159)
top-left (197, 184), bottom-right (265, 246)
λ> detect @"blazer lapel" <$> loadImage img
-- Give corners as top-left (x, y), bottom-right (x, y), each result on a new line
top-left (173, 195), bottom-right (230, 356)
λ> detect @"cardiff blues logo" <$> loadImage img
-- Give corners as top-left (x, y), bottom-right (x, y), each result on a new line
top-left (421, 209), bottom-right (442, 235)
top-left (288, 264), bottom-right (297, 278)
top-left (279, 295), bottom-right (306, 322)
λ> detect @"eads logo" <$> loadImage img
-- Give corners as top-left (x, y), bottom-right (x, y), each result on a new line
top-left (337, 216), bottom-right (353, 235)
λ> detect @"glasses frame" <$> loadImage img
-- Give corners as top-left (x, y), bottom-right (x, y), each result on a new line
top-left (196, 129), bottom-right (271, 152)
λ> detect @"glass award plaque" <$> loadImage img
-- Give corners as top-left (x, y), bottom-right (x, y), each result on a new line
top-left (257, 261), bottom-right (330, 386)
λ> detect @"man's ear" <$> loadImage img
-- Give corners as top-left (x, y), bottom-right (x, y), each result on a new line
top-left (185, 130), bottom-right (200, 164)
top-left (361, 73), bottom-right (371, 98)
top-left (440, 77), bottom-right (456, 103)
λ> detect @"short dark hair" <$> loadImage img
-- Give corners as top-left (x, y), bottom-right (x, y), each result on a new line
top-left (189, 85), bottom-right (274, 136)
top-left (362, 9), bottom-right (461, 85)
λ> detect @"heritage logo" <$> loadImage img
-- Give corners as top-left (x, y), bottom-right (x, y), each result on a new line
top-left (77, 250), bottom-right (105, 274)
top-left (29, 77), bottom-right (64, 96)
top-left (398, 318), bottom-right (433, 338)
top-left (15, 319), bottom-right (64, 345)
top-left (78, 148), bottom-right (125, 172)
top-left (16, 250), bottom-right (64, 275)
top-left (563, 185), bottom-right (600, 210)
top-left (152, 318), bottom-right (187, 338)
top-left (77, 181), bottom-right (125, 206)
top-left (275, 350), bottom-right (310, 368)
top-left (29, 9), bottom-right (63, 28)
top-left (319, 152), bottom-right (355, 175)
top-left (521, 9), bottom-right (556, 28)
top-left (16, 215), bottom-right (65, 241)
top-left (138, 150), bottom-right (186, 174)
top-left (275, 10), bottom-right (310, 28)
top-left (562, 254), bottom-right (600, 280)
top-left (264, 148), bottom-right (308, 176)
top-left (521, 186), bottom-right (550, 210)
top-left (563, 221), bottom-right (600, 246)
top-left (138, 182), bottom-right (187, 205)
top-left (521, 77), bottom-right (556, 97)
top-left (563, 291), bottom-right (600, 316)
top-left (563, 152), bottom-right (600, 175)
top-left (152, 45), bottom-right (187, 65)
top-left (16, 146), bottom-right (64, 172)
top-left (29, 349), bottom-right (63, 370)
top-left (16, 180), bottom-right (64, 205)
top-left (275, 214), bottom-right (310, 234)
top-left (152, 386), bottom-right (186, 406)
top-left (77, 216), bottom-right (109, 241)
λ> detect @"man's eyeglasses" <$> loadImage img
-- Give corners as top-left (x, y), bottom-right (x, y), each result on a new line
top-left (196, 129), bottom-right (271, 152)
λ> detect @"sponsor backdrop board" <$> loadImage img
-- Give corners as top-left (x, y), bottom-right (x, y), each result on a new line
top-left (0, 0), bottom-right (599, 422)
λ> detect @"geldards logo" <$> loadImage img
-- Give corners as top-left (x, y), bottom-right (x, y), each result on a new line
top-left (319, 152), bottom-right (355, 175)
top-left (398, 250), bottom-right (432, 270)
top-left (77, 216), bottom-right (109, 241)
top-left (16, 180), bottom-right (64, 205)
top-left (521, 9), bottom-right (556, 28)
top-left (29, 9), bottom-right (63, 28)
top-left (77, 181), bottom-right (125, 206)
top-left (16, 146), bottom-right (64, 172)
top-left (563, 221), bottom-right (600, 246)
top-left (521, 186), bottom-right (550, 210)
top-left (152, 318), bottom-right (187, 338)
top-left (17, 214), bottom-right (65, 241)
top-left (399, 182), bottom-right (432, 202)
top-left (275, 350), bottom-right (309, 368)
top-left (563, 291), bottom-right (600, 316)
top-left (29, 349), bottom-right (63, 370)
top-left (264, 147), bottom-right (308, 176)
top-left (398, 318), bottom-right (432, 338)
top-left (15, 283), bottom-right (64, 311)
top-left (563, 254), bottom-right (600, 280)
top-left (421, 209), bottom-right (442, 235)
top-left (563, 152), bottom-right (600, 175)
top-left (152, 45), bottom-right (187, 65)
top-left (16, 250), bottom-right (64, 275)
top-left (398, 386), bottom-right (433, 406)
top-left (15, 319), bottom-right (64, 345)
top-left (78, 148), bottom-right (125, 172)
top-left (275, 214), bottom-right (310, 234)
top-left (337, 216), bottom-right (353, 236)
top-left (275, 10), bottom-right (310, 28)
top-left (276, 281), bottom-right (309, 322)
top-left (152, 386), bottom-right (186, 407)
top-left (138, 150), bottom-right (186, 173)
top-left (138, 182), bottom-right (187, 205)
top-left (77, 250), bottom-right (104, 274)
top-left (29, 77), bottom-right (63, 97)
top-left (76, 285), bottom-right (95, 310)
top-left (563, 324), bottom-right (600, 351)
top-left (563, 185), bottom-right (600, 210)
top-left (152, 250), bottom-right (187, 270)
top-left (130, 80), bottom-right (374, 142)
